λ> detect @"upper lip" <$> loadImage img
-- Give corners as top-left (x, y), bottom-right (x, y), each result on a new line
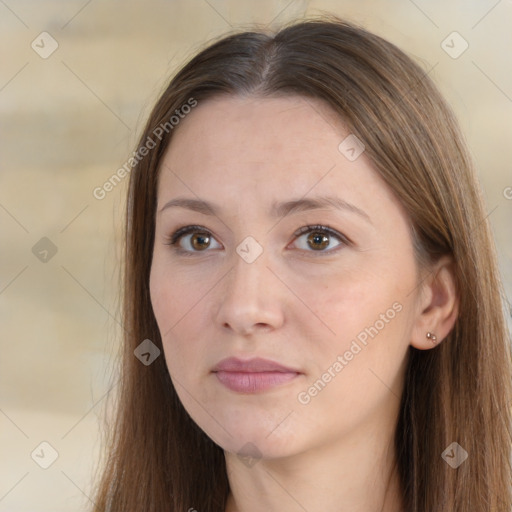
top-left (212, 357), bottom-right (301, 373)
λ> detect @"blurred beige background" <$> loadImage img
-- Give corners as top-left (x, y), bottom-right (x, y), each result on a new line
top-left (0, 0), bottom-right (511, 510)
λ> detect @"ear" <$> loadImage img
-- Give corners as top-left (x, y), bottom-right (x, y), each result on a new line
top-left (410, 255), bottom-right (459, 350)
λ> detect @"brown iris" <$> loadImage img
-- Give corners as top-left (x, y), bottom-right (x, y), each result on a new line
top-left (307, 232), bottom-right (329, 250)
top-left (190, 233), bottom-right (211, 251)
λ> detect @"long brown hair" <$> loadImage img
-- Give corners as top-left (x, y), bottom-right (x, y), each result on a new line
top-left (91, 16), bottom-right (512, 511)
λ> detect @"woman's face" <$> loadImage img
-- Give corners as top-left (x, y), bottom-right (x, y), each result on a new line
top-left (150, 95), bottom-right (422, 459)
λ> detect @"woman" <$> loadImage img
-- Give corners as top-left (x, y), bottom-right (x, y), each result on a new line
top-left (92, 16), bottom-right (512, 512)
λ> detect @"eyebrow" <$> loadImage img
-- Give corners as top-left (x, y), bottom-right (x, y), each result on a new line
top-left (158, 195), bottom-right (372, 224)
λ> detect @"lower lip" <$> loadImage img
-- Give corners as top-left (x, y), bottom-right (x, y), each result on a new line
top-left (214, 371), bottom-right (299, 393)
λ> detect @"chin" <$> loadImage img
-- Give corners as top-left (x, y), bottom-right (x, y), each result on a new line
top-left (175, 379), bottom-right (307, 457)
top-left (200, 412), bottom-right (304, 461)
top-left (222, 435), bottom-right (299, 462)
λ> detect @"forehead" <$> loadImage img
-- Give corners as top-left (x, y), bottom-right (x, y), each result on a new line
top-left (170, 95), bottom-right (346, 161)
top-left (160, 95), bottom-right (355, 182)
top-left (156, 95), bottom-right (397, 222)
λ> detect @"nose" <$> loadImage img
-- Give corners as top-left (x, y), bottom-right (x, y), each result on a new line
top-left (214, 247), bottom-right (285, 336)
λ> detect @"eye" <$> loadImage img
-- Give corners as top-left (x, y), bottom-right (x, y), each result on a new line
top-left (164, 225), bottom-right (221, 256)
top-left (164, 224), bottom-right (350, 256)
top-left (290, 224), bottom-right (349, 255)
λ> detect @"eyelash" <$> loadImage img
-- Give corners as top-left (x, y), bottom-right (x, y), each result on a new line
top-left (163, 224), bottom-right (351, 257)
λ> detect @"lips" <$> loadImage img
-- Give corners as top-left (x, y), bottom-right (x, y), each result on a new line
top-left (213, 357), bottom-right (300, 373)
top-left (212, 357), bottom-right (301, 393)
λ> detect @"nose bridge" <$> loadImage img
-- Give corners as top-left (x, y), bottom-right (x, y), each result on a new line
top-left (215, 237), bottom-right (284, 333)
top-left (228, 238), bottom-right (269, 299)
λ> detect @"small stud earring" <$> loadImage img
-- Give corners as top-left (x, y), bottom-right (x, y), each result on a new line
top-left (426, 331), bottom-right (437, 343)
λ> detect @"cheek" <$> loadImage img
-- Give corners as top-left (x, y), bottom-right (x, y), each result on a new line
top-left (295, 268), bottom-right (400, 346)
top-left (293, 261), bottom-right (414, 396)
top-left (294, 302), bottom-right (410, 434)
top-left (149, 259), bottom-right (205, 333)
top-left (149, 261), bottom-right (209, 376)
top-left (149, 272), bottom-right (173, 337)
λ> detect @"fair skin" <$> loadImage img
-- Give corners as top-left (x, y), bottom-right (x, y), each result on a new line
top-left (149, 95), bottom-right (458, 512)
